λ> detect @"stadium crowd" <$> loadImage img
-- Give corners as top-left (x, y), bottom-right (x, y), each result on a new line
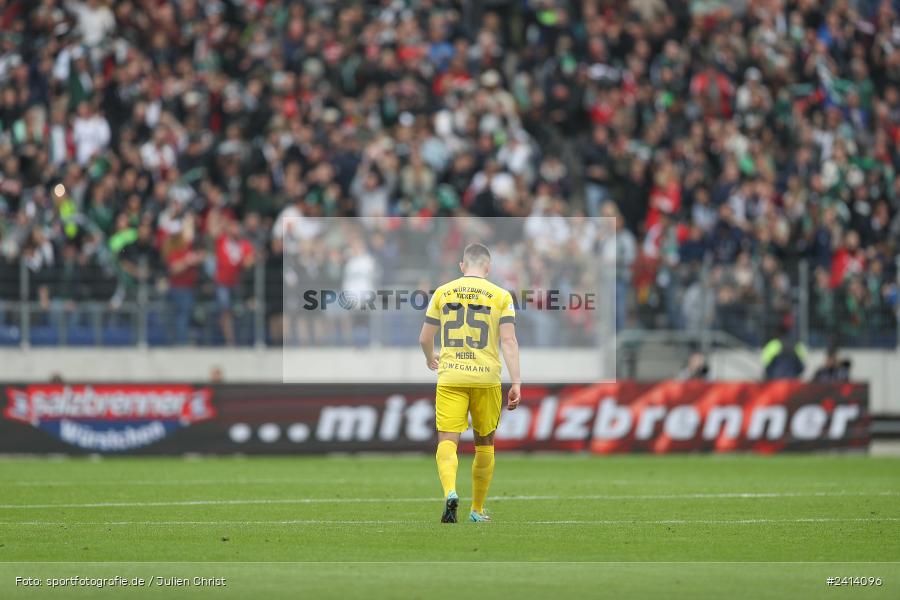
top-left (0, 0), bottom-right (898, 346)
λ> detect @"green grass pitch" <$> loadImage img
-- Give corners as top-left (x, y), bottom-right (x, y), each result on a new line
top-left (1, 454), bottom-right (898, 599)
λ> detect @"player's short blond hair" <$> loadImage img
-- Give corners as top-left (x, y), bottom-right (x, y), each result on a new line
top-left (463, 243), bottom-right (491, 266)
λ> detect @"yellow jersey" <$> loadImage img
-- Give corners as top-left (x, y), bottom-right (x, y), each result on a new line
top-left (425, 275), bottom-right (516, 387)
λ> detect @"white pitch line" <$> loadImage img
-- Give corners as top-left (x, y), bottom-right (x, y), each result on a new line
top-left (0, 520), bottom-right (411, 526)
top-left (10, 478), bottom-right (354, 487)
top-left (526, 517), bottom-right (900, 525)
top-left (0, 517), bottom-right (898, 527)
top-left (9, 478), bottom-right (635, 487)
top-left (1, 491), bottom-right (898, 510)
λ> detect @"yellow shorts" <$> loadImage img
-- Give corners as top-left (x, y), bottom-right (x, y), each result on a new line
top-left (435, 385), bottom-right (502, 436)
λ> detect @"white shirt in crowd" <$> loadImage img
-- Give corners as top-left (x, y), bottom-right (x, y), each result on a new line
top-left (50, 123), bottom-right (68, 166)
top-left (525, 203), bottom-right (571, 248)
top-left (140, 141), bottom-right (177, 173)
top-left (342, 251), bottom-right (377, 296)
top-left (273, 205), bottom-right (323, 250)
top-left (66, 1), bottom-right (115, 47)
top-left (72, 112), bottom-right (110, 165)
top-left (469, 170), bottom-right (516, 201)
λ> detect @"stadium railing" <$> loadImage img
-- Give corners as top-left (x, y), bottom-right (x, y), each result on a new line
top-left (1, 255), bottom-right (897, 350)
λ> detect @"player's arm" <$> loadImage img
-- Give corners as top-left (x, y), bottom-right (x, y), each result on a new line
top-left (419, 321), bottom-right (440, 371)
top-left (500, 321), bottom-right (521, 410)
top-left (420, 289), bottom-right (442, 371)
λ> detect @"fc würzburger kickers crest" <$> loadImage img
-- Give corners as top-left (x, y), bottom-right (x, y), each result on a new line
top-left (4, 385), bottom-right (215, 452)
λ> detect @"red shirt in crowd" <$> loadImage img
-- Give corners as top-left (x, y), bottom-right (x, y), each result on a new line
top-left (645, 180), bottom-right (682, 230)
top-left (690, 69), bottom-right (734, 118)
top-left (215, 235), bottom-right (254, 287)
top-left (166, 246), bottom-right (201, 289)
top-left (830, 248), bottom-right (865, 289)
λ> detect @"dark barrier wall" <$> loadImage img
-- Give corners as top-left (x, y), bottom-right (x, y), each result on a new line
top-left (0, 382), bottom-right (869, 455)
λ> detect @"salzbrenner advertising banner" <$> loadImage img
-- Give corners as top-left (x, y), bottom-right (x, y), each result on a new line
top-left (0, 382), bottom-right (868, 455)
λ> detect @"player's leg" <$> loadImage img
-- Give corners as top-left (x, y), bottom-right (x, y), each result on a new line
top-left (470, 429), bottom-right (495, 522)
top-left (434, 386), bottom-right (468, 523)
top-left (468, 385), bottom-right (502, 522)
top-left (436, 430), bottom-right (460, 523)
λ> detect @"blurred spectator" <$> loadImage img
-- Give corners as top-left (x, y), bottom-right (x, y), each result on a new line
top-left (812, 344), bottom-right (851, 382)
top-left (582, 125), bottom-right (613, 217)
top-left (676, 352), bottom-right (710, 381)
top-left (762, 325), bottom-right (807, 380)
top-left (162, 215), bottom-right (202, 344)
top-left (214, 219), bottom-right (254, 346)
top-left (117, 221), bottom-right (159, 292)
top-left (601, 203), bottom-right (635, 331)
top-left (67, 0), bottom-right (115, 48)
top-left (72, 101), bottom-right (110, 166)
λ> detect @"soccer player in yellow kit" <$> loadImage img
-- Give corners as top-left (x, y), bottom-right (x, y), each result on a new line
top-left (418, 243), bottom-right (521, 523)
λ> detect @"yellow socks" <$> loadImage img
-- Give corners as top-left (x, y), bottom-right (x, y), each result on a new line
top-left (437, 441), bottom-right (495, 510)
top-left (435, 439), bottom-right (459, 497)
top-left (471, 445), bottom-right (495, 513)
